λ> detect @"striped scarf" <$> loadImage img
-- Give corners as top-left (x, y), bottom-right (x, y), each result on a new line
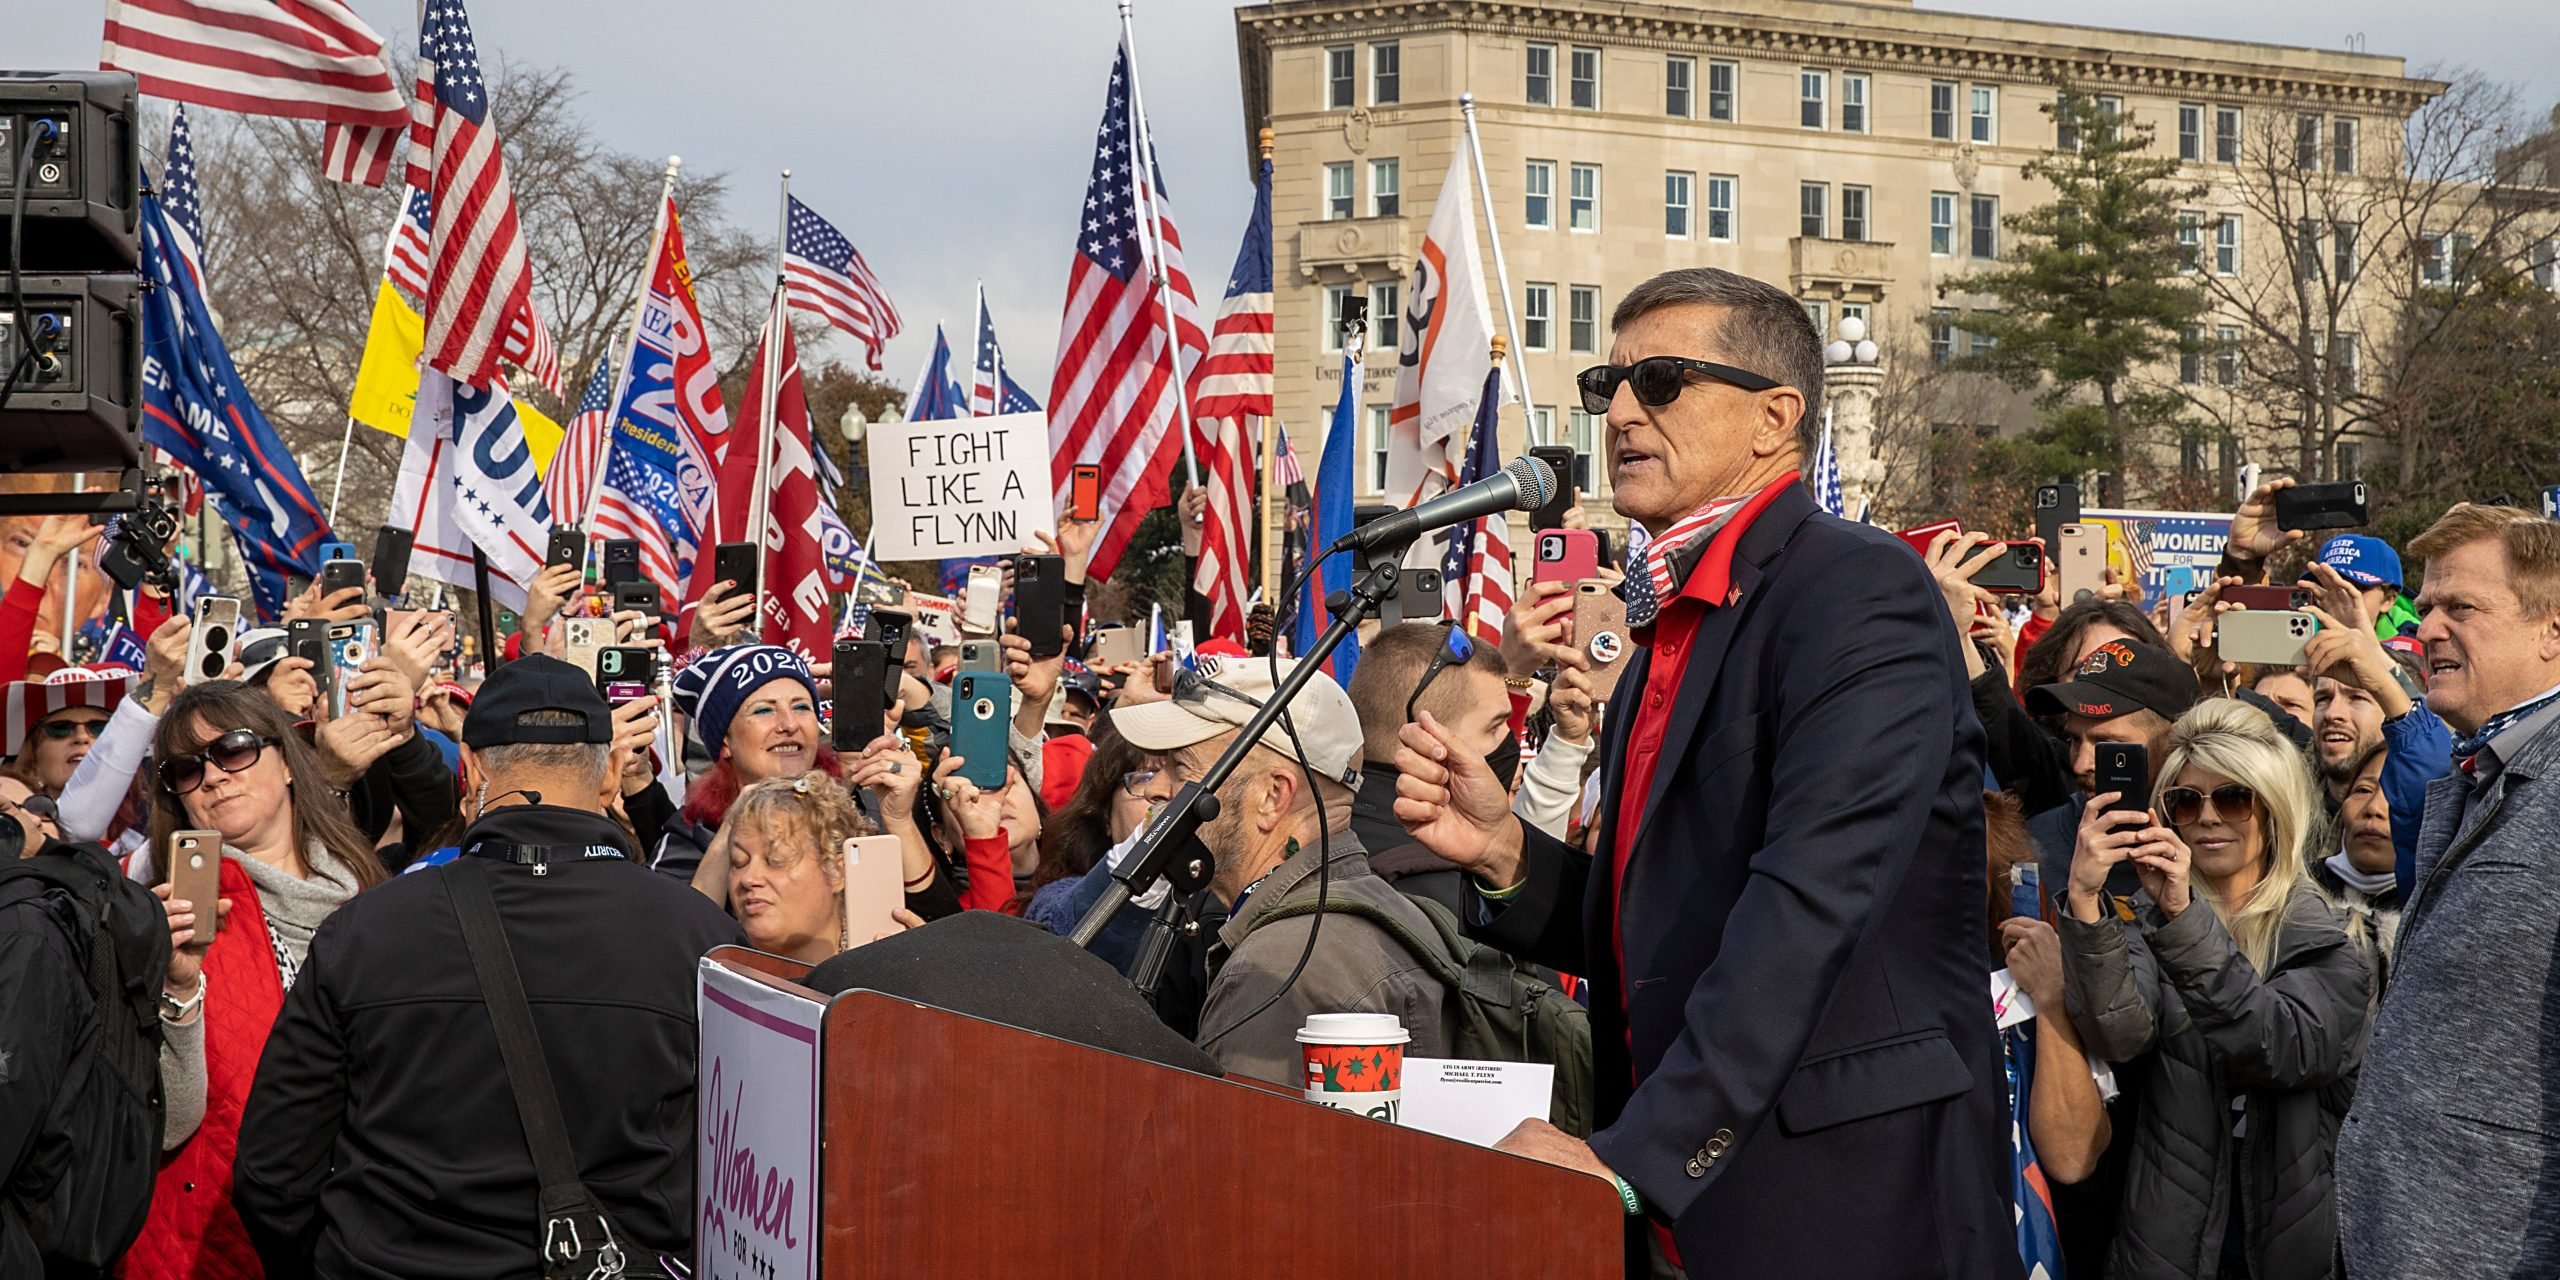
top-left (2452, 685), bottom-right (2560, 764)
top-left (1624, 492), bottom-right (1757, 628)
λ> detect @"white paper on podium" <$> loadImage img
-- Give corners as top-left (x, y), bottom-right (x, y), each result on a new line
top-left (1396, 1057), bottom-right (1554, 1147)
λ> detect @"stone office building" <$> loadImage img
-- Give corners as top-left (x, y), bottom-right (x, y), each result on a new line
top-left (1234, 0), bottom-right (2443, 524)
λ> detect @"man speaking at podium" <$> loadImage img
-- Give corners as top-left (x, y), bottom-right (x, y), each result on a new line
top-left (1393, 269), bottom-right (2017, 1279)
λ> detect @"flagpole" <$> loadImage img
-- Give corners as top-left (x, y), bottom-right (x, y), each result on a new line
top-left (582, 155), bottom-right (681, 532)
top-left (1252, 126), bottom-right (1281, 611)
top-left (746, 170), bottom-right (792, 630)
top-left (1460, 94), bottom-right (1538, 442)
top-left (1117, 0), bottom-right (1201, 487)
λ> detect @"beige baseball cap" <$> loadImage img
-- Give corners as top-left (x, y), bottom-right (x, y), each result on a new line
top-left (1109, 655), bottom-right (1364, 788)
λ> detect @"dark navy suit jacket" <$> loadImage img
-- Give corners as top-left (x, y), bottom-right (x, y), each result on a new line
top-left (1472, 485), bottom-right (2022, 1278)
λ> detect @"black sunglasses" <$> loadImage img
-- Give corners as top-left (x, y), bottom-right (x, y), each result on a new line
top-left (0, 792), bottom-right (57, 821)
top-left (2161, 783), bottom-right (2257, 826)
top-left (41, 716), bottom-right (110, 741)
top-left (1577, 356), bottom-right (1782, 416)
top-left (157, 729), bottom-right (281, 796)
top-left (1172, 663), bottom-right (1265, 714)
top-left (1406, 621), bottom-right (1477, 725)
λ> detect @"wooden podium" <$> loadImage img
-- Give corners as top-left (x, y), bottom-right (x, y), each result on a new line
top-left (697, 948), bottom-right (1623, 1280)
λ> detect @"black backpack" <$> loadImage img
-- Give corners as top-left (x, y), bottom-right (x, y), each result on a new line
top-left (1251, 892), bottom-right (1596, 1137)
top-left (0, 841), bottom-right (169, 1272)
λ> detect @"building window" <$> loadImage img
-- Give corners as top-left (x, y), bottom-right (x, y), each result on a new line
top-left (2296, 113), bottom-right (2323, 170)
top-left (1665, 56), bottom-right (1694, 118)
top-left (2297, 217), bottom-right (2322, 279)
top-left (1525, 43), bottom-right (1555, 106)
top-left (1529, 405), bottom-right (1555, 448)
top-left (1708, 59), bottom-right (1737, 121)
top-left (1969, 328), bottom-right (1997, 359)
top-left (2219, 433), bottom-right (2241, 477)
top-left (1370, 42), bottom-right (1400, 105)
top-left (2097, 95), bottom-right (2124, 143)
top-left (2215, 213), bottom-right (2241, 276)
top-left (1929, 308), bottom-right (1956, 365)
top-left (1523, 283), bottom-right (1554, 350)
top-left (1930, 81), bottom-right (1957, 140)
top-left (1970, 85), bottom-right (1997, 143)
top-left (1801, 70), bottom-right (1828, 130)
top-left (2178, 210), bottom-right (2202, 274)
top-left (2333, 117), bottom-right (2359, 174)
top-left (2217, 325), bottom-right (2242, 386)
top-left (1842, 73), bottom-right (1869, 133)
top-left (2181, 434), bottom-right (2206, 476)
top-left (2215, 105), bottom-right (2241, 163)
top-left (1326, 47), bottom-right (1354, 110)
top-left (1706, 174), bottom-right (1736, 241)
top-left (2419, 232), bottom-right (2448, 284)
top-left (2325, 331), bottom-right (2360, 393)
top-left (1564, 409), bottom-right (1598, 491)
top-left (1841, 185), bottom-right (1870, 242)
top-left (1370, 158), bottom-right (1400, 218)
top-left (1568, 285), bottom-right (1601, 354)
top-left (1970, 194), bottom-right (1998, 258)
top-left (2337, 440), bottom-right (2364, 480)
top-left (1665, 170), bottom-right (1693, 238)
top-left (1569, 46), bottom-right (1599, 110)
top-left (1324, 163), bottom-right (1353, 219)
top-left (1800, 182), bottom-right (1829, 238)
top-left (2057, 91), bottom-right (2081, 152)
top-left (2533, 239), bottom-right (2558, 292)
top-left (2333, 221), bottom-right (2358, 282)
top-left (2452, 232), bottom-right (2477, 286)
top-left (1930, 192), bottom-right (1956, 256)
top-left (1569, 163), bottom-right (1599, 231)
top-left (1370, 282), bottom-right (1400, 351)
top-left (1802, 299), bottom-right (1830, 340)
top-left (2178, 103), bottom-right (2203, 161)
top-left (1367, 405), bottom-right (1391, 493)
top-left (2179, 328), bottom-right (2202, 385)
top-left (1524, 161), bottom-right (1554, 229)
top-left (1323, 284), bottom-right (1353, 351)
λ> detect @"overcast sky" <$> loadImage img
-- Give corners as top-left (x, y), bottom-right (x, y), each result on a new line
top-left (10, 0), bottom-right (2555, 397)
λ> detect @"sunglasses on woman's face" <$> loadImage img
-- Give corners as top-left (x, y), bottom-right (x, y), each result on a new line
top-left (1576, 355), bottom-right (1782, 416)
top-left (2161, 783), bottom-right (2257, 826)
top-left (41, 716), bottom-right (109, 741)
top-left (157, 729), bottom-right (281, 797)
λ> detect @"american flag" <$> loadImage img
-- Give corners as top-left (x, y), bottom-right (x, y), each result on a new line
top-left (784, 195), bottom-right (901, 372)
top-left (404, 0), bottom-right (553, 393)
top-left (1187, 148), bottom-right (1275, 642)
top-left (161, 106), bottom-right (207, 289)
top-left (101, 0), bottom-right (409, 186)
top-left (1047, 41), bottom-right (1208, 582)
top-left (1272, 420), bottom-right (1312, 626)
top-left (968, 285), bottom-right (1040, 416)
top-left (1442, 364), bottom-right (1514, 641)
top-left (543, 354), bottom-right (613, 521)
top-left (1811, 408), bottom-right (1846, 517)
top-left (387, 185), bottom-right (562, 396)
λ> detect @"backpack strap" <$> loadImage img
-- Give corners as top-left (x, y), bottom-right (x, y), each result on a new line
top-left (443, 857), bottom-right (630, 1278)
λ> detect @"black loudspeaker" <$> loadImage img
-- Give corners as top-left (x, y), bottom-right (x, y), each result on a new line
top-left (0, 272), bottom-right (142, 474)
top-left (0, 72), bottom-right (140, 272)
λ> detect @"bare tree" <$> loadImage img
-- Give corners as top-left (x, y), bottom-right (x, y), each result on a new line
top-left (1861, 316), bottom-right (2025, 530)
top-left (2188, 68), bottom-right (2560, 482)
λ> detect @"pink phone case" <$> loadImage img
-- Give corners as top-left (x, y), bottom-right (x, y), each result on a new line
top-left (840, 835), bottom-right (908, 948)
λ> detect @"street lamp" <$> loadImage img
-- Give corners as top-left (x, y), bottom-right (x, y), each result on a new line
top-left (839, 403), bottom-right (868, 443)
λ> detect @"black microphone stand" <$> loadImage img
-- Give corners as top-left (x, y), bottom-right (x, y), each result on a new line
top-left (1071, 553), bottom-right (1406, 1000)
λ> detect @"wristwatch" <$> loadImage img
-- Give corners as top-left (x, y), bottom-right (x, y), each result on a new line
top-left (161, 975), bottom-right (207, 1023)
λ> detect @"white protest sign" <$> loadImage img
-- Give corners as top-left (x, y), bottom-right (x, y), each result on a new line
top-left (697, 960), bottom-right (825, 1280)
top-left (905, 591), bottom-right (959, 650)
top-left (866, 411), bottom-right (1057, 560)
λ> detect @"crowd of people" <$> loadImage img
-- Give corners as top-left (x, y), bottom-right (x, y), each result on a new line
top-left (4, 266), bottom-right (2557, 1280)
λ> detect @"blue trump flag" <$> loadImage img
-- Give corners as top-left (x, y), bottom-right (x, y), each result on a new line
top-left (905, 325), bottom-right (969, 423)
top-left (138, 186), bottom-right (334, 620)
top-left (1288, 339), bottom-right (1363, 684)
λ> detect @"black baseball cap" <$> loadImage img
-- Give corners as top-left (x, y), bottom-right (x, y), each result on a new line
top-left (2026, 641), bottom-right (2199, 723)
top-left (461, 654), bottom-right (614, 747)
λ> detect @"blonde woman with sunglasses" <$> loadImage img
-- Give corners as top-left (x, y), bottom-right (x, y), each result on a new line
top-left (2060, 698), bottom-right (2374, 1280)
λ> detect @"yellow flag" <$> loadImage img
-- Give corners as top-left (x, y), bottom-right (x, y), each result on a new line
top-left (348, 279), bottom-right (563, 475)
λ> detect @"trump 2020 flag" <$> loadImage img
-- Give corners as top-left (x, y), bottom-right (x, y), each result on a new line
top-left (1386, 151), bottom-right (1500, 515)
top-left (1289, 337), bottom-right (1363, 684)
top-left (390, 372), bottom-right (551, 610)
top-left (594, 195), bottom-right (729, 597)
top-left (138, 186), bottom-right (334, 621)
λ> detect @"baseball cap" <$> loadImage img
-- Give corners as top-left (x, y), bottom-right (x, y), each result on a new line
top-left (1047, 665), bottom-right (1103, 728)
top-left (236, 628), bottom-right (291, 683)
top-left (1110, 655), bottom-right (1363, 788)
top-left (2026, 641), bottom-right (2199, 723)
top-left (2300, 534), bottom-right (2402, 590)
top-left (461, 654), bottom-right (614, 748)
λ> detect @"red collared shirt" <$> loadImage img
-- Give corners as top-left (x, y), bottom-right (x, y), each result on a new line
top-left (1607, 472), bottom-right (1801, 1018)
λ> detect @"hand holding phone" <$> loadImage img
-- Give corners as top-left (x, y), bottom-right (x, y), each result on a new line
top-left (1533, 529), bottom-right (1602, 586)
top-left (1068, 464), bottom-right (1102, 522)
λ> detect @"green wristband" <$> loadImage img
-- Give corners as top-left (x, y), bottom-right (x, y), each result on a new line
top-left (1611, 1173), bottom-right (1643, 1216)
top-left (1477, 874), bottom-right (1527, 902)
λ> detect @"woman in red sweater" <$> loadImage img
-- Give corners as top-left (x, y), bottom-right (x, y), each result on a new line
top-left (0, 515), bottom-right (99, 686)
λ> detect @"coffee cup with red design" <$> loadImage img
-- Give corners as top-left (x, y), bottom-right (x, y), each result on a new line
top-left (1297, 1012), bottom-right (1408, 1122)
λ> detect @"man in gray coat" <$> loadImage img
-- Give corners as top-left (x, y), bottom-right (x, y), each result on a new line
top-left (1110, 654), bottom-right (1454, 1086)
top-left (2337, 503), bottom-right (2560, 1278)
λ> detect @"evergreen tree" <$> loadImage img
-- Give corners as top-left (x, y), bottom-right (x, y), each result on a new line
top-left (1951, 86), bottom-right (2210, 483)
